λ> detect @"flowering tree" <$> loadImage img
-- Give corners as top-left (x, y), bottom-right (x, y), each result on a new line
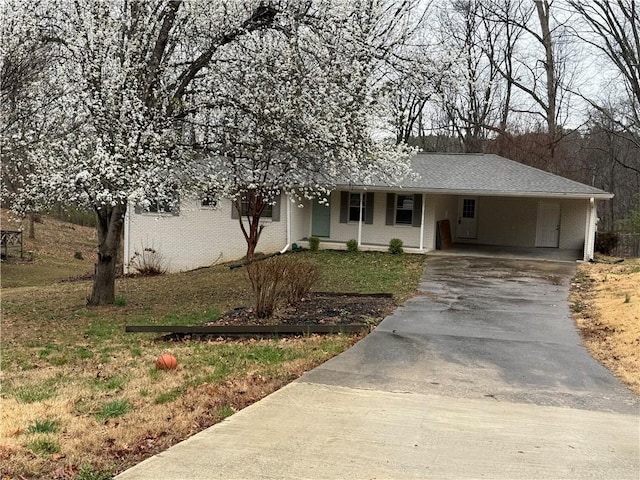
top-left (4, 0), bottom-right (419, 302)
top-left (0, 1), bottom-right (69, 238)
top-left (190, 0), bottom-right (419, 262)
top-left (3, 0), bottom-right (284, 304)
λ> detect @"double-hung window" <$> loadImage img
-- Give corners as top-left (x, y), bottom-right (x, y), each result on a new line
top-left (395, 195), bottom-right (414, 225)
top-left (348, 193), bottom-right (366, 222)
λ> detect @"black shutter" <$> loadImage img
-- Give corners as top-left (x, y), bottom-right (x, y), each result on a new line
top-left (386, 193), bottom-right (395, 225)
top-left (271, 194), bottom-right (281, 222)
top-left (412, 194), bottom-right (423, 227)
top-left (231, 200), bottom-right (239, 219)
top-left (365, 192), bottom-right (374, 224)
top-left (171, 192), bottom-right (180, 216)
top-left (339, 191), bottom-right (349, 223)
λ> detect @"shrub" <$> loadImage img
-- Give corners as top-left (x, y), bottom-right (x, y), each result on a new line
top-left (595, 232), bottom-right (619, 255)
top-left (128, 244), bottom-right (168, 276)
top-left (346, 239), bottom-right (358, 252)
top-left (308, 236), bottom-right (320, 251)
top-left (388, 238), bottom-right (404, 255)
top-left (281, 258), bottom-right (319, 304)
top-left (246, 257), bottom-right (288, 318)
top-left (247, 256), bottom-right (319, 318)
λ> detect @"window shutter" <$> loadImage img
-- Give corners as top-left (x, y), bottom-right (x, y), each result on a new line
top-left (386, 193), bottom-right (395, 225)
top-left (412, 194), bottom-right (423, 227)
top-left (339, 191), bottom-right (349, 223)
top-left (271, 194), bottom-right (281, 222)
top-left (365, 192), bottom-right (374, 224)
top-left (231, 200), bottom-right (239, 219)
top-left (171, 193), bottom-right (180, 216)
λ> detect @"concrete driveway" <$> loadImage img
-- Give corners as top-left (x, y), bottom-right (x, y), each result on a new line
top-left (117, 257), bottom-right (639, 479)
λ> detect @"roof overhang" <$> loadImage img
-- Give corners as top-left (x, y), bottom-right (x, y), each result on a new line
top-left (335, 184), bottom-right (614, 200)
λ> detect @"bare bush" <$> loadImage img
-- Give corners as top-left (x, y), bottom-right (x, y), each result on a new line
top-left (282, 258), bottom-right (319, 305)
top-left (128, 245), bottom-right (168, 276)
top-left (246, 257), bottom-right (288, 318)
top-left (246, 255), bottom-right (319, 318)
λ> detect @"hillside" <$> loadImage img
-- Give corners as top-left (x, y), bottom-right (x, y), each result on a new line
top-left (1, 210), bottom-right (97, 288)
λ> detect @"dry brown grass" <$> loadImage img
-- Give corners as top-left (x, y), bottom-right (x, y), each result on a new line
top-left (1, 213), bottom-right (425, 479)
top-left (572, 257), bottom-right (640, 394)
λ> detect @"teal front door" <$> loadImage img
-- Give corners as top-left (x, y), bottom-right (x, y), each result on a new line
top-left (311, 199), bottom-right (331, 237)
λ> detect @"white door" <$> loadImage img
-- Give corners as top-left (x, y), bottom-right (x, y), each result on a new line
top-left (536, 202), bottom-right (561, 247)
top-left (457, 197), bottom-right (478, 239)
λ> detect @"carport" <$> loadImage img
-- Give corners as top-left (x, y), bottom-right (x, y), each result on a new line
top-left (306, 154), bottom-right (613, 262)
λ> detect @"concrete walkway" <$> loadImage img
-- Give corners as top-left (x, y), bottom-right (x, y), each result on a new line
top-left (117, 257), bottom-right (639, 479)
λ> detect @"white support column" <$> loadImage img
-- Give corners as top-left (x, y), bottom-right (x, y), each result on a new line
top-left (583, 197), bottom-right (596, 261)
top-left (357, 192), bottom-right (364, 246)
top-left (419, 194), bottom-right (426, 251)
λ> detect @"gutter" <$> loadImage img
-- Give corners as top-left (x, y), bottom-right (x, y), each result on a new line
top-left (280, 193), bottom-right (291, 254)
top-left (335, 185), bottom-right (613, 200)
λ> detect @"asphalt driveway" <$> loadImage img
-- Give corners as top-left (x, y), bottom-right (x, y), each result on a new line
top-left (117, 256), bottom-right (639, 479)
top-left (306, 256), bottom-right (639, 412)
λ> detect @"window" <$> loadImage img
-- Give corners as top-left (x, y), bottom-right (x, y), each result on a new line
top-left (231, 194), bottom-right (281, 221)
top-left (386, 193), bottom-right (422, 227)
top-left (340, 191), bottom-right (373, 225)
top-left (239, 200), bottom-right (273, 218)
top-left (395, 195), bottom-right (414, 225)
top-left (349, 193), bottom-right (366, 222)
top-left (462, 198), bottom-right (476, 218)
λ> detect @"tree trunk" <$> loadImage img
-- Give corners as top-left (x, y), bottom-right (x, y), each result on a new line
top-left (28, 213), bottom-right (36, 239)
top-left (535, 0), bottom-right (557, 170)
top-left (89, 203), bottom-right (125, 305)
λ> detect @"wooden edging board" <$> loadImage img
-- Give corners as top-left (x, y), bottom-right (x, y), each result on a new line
top-left (125, 324), bottom-right (371, 335)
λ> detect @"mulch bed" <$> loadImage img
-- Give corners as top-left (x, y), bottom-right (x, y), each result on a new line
top-left (207, 292), bottom-right (397, 327)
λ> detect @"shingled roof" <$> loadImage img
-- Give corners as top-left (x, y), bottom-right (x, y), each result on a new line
top-left (348, 153), bottom-right (612, 199)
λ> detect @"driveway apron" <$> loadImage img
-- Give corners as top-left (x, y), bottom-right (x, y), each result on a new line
top-left (117, 257), bottom-right (639, 480)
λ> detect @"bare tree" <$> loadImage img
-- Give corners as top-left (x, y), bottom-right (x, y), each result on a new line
top-left (568, 0), bottom-right (640, 137)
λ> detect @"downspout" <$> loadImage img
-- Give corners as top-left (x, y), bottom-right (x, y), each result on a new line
top-left (279, 194), bottom-right (291, 254)
top-left (419, 194), bottom-right (426, 251)
top-left (357, 192), bottom-right (364, 246)
top-left (583, 197), bottom-right (596, 261)
top-left (123, 200), bottom-right (131, 275)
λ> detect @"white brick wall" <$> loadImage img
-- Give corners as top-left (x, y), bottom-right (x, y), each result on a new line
top-left (126, 197), bottom-right (289, 272)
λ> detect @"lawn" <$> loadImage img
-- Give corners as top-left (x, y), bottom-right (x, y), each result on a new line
top-left (0, 215), bottom-right (425, 479)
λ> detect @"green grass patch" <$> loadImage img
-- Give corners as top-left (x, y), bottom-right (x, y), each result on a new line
top-left (309, 250), bottom-right (424, 302)
top-left (95, 400), bottom-right (131, 420)
top-left (91, 375), bottom-right (127, 392)
top-left (216, 406), bottom-right (235, 419)
top-left (85, 321), bottom-right (119, 339)
top-left (27, 420), bottom-right (59, 434)
top-left (154, 388), bottom-right (183, 404)
top-left (12, 382), bottom-right (58, 403)
top-left (76, 346), bottom-right (94, 359)
top-left (77, 465), bottom-right (113, 480)
top-left (26, 437), bottom-right (61, 455)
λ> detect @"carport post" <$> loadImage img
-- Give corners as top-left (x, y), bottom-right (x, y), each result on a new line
top-left (419, 194), bottom-right (426, 251)
top-left (357, 192), bottom-right (363, 246)
top-left (583, 197), bottom-right (597, 261)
